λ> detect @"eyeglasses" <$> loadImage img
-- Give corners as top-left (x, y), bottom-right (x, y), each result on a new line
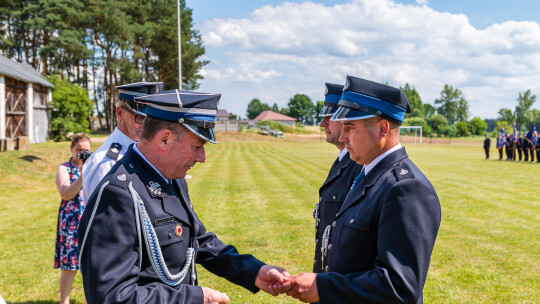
top-left (121, 106), bottom-right (146, 124)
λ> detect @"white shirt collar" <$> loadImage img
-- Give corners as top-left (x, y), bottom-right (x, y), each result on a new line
top-left (132, 143), bottom-right (169, 184)
top-left (338, 148), bottom-right (348, 162)
top-left (364, 143), bottom-right (402, 176)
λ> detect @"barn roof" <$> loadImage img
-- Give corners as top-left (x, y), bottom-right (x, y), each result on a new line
top-left (0, 55), bottom-right (54, 88)
top-left (254, 110), bottom-right (297, 121)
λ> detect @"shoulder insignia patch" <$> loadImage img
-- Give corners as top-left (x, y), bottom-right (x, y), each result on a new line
top-left (399, 168), bottom-right (409, 176)
top-left (105, 143), bottom-right (122, 160)
top-left (117, 173), bottom-right (127, 181)
top-left (147, 181), bottom-right (163, 197)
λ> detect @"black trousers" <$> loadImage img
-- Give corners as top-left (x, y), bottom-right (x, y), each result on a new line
top-left (524, 149), bottom-right (529, 162)
top-left (517, 149), bottom-right (522, 161)
top-left (484, 148), bottom-right (489, 159)
top-left (530, 150), bottom-right (535, 162)
top-left (506, 146), bottom-right (512, 160)
top-left (499, 148), bottom-right (503, 160)
top-left (537, 150), bottom-right (540, 162)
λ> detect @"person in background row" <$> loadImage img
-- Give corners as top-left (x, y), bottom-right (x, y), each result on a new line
top-left (82, 82), bottom-right (162, 201)
top-left (313, 82), bottom-right (363, 273)
top-left (497, 133), bottom-right (504, 160)
top-left (54, 133), bottom-right (91, 304)
top-left (515, 133), bottom-right (523, 161)
top-left (529, 132), bottom-right (536, 163)
top-left (505, 133), bottom-right (513, 161)
top-left (483, 134), bottom-right (490, 160)
top-left (535, 133), bottom-right (540, 163)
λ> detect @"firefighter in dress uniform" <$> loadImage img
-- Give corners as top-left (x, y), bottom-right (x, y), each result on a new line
top-left (313, 83), bottom-right (363, 273)
top-left (78, 89), bottom-right (289, 304)
top-left (275, 76), bottom-right (441, 304)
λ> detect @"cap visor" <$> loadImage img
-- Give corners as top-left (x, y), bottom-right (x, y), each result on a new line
top-left (319, 106), bottom-right (338, 117)
top-left (331, 107), bottom-right (375, 121)
top-left (183, 123), bottom-right (217, 144)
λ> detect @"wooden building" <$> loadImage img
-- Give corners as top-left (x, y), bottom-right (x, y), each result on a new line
top-left (0, 55), bottom-right (54, 150)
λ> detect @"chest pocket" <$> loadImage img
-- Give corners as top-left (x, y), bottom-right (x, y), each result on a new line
top-left (335, 210), bottom-right (373, 259)
top-left (144, 221), bottom-right (189, 275)
top-left (154, 221), bottom-right (186, 246)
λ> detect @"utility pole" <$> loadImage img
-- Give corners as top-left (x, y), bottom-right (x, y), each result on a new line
top-left (448, 109), bottom-right (452, 144)
top-left (429, 108), bottom-right (433, 144)
top-left (177, 0), bottom-right (182, 89)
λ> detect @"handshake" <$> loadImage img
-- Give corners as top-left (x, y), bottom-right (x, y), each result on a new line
top-left (203, 265), bottom-right (319, 304)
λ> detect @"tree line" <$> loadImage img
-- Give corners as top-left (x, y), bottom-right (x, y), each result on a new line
top-left (246, 83), bottom-right (538, 137)
top-left (0, 0), bottom-right (207, 134)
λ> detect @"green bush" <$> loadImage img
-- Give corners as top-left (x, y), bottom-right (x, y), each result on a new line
top-left (402, 117), bottom-right (430, 135)
top-left (258, 120), bottom-right (314, 134)
top-left (469, 117), bottom-right (487, 135)
top-left (455, 121), bottom-right (470, 137)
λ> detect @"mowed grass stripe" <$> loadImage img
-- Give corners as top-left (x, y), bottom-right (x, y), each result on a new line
top-left (0, 136), bottom-right (538, 303)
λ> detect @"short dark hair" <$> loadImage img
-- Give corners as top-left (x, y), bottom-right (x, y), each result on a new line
top-left (71, 133), bottom-right (90, 147)
top-left (141, 116), bottom-right (186, 141)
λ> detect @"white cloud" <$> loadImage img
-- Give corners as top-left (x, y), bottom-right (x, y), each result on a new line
top-left (196, 0), bottom-right (540, 119)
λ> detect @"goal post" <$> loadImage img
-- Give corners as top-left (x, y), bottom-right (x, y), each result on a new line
top-left (399, 126), bottom-right (423, 144)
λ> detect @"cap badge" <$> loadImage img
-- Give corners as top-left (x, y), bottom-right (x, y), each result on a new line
top-left (344, 78), bottom-right (351, 90)
top-left (117, 174), bottom-right (127, 181)
top-left (175, 224), bottom-right (183, 237)
top-left (111, 147), bottom-right (119, 154)
top-left (147, 181), bottom-right (163, 197)
top-left (399, 169), bottom-right (408, 176)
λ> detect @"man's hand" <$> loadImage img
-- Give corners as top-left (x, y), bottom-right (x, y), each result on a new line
top-left (275, 272), bottom-right (319, 303)
top-left (202, 287), bottom-right (229, 304)
top-left (255, 265), bottom-right (291, 296)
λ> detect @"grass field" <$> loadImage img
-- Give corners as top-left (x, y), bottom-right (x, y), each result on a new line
top-left (0, 132), bottom-right (538, 303)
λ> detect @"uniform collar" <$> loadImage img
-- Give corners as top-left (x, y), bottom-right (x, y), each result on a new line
top-left (112, 127), bottom-right (137, 149)
top-left (364, 143), bottom-right (402, 176)
top-left (132, 143), bottom-right (169, 184)
top-left (338, 148), bottom-right (348, 162)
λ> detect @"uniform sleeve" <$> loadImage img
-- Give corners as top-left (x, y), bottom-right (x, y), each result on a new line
top-left (316, 178), bottom-right (441, 304)
top-left (78, 183), bottom-right (204, 304)
top-left (194, 219), bottom-right (265, 293)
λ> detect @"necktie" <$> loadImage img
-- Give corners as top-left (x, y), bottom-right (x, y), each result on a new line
top-left (350, 170), bottom-right (366, 189)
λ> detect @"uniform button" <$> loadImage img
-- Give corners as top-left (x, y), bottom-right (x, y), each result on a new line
top-left (328, 244), bottom-right (333, 250)
top-left (336, 212), bottom-right (339, 217)
top-left (168, 232), bottom-right (172, 239)
top-left (325, 266), bottom-right (329, 272)
top-left (332, 221), bottom-right (336, 228)
top-left (129, 163), bottom-right (134, 168)
top-left (319, 196), bottom-right (322, 202)
top-left (314, 259), bottom-right (317, 264)
top-left (350, 219), bottom-right (355, 224)
top-left (316, 238), bottom-right (318, 244)
top-left (332, 195), bottom-right (336, 200)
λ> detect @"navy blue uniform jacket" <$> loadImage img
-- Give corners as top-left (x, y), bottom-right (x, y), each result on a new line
top-left (314, 151), bottom-right (363, 272)
top-left (78, 147), bottom-right (265, 303)
top-left (316, 147), bottom-right (441, 304)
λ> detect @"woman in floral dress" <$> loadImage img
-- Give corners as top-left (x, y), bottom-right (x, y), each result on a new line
top-left (54, 133), bottom-right (90, 304)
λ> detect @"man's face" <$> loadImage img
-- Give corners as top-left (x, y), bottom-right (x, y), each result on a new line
top-left (319, 116), bottom-right (343, 146)
top-left (166, 130), bottom-right (207, 179)
top-left (339, 118), bottom-right (380, 165)
top-left (116, 105), bottom-right (145, 141)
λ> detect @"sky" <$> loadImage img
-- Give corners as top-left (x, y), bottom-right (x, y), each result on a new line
top-left (184, 0), bottom-right (540, 119)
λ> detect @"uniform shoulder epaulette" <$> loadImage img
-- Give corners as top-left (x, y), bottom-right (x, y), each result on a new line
top-left (108, 163), bottom-right (136, 188)
top-left (393, 161), bottom-right (415, 181)
top-left (105, 143), bottom-right (122, 160)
